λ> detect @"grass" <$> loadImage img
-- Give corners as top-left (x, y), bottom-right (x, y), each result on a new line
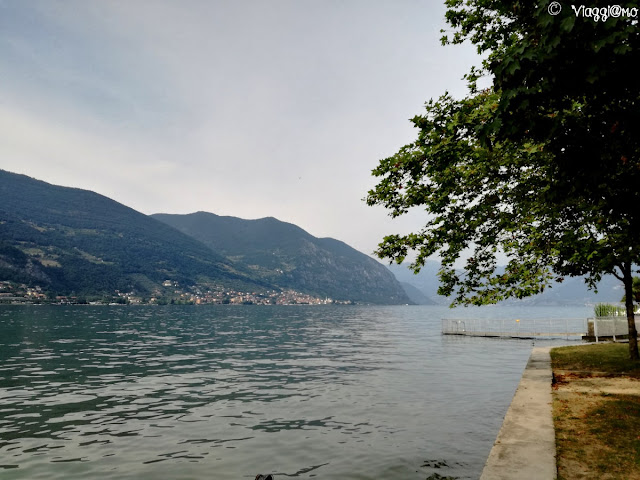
top-left (551, 343), bottom-right (640, 378)
top-left (593, 303), bottom-right (627, 317)
top-left (551, 343), bottom-right (640, 479)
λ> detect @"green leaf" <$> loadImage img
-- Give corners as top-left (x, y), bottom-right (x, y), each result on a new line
top-left (560, 15), bottom-right (576, 33)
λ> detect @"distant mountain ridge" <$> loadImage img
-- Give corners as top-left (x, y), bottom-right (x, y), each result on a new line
top-left (387, 262), bottom-right (624, 306)
top-left (152, 212), bottom-right (411, 304)
top-left (0, 170), bottom-right (262, 296)
top-left (398, 281), bottom-right (436, 305)
top-left (0, 170), bottom-right (410, 304)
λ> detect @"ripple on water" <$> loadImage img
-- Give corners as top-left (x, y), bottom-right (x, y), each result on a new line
top-left (0, 304), bottom-right (591, 479)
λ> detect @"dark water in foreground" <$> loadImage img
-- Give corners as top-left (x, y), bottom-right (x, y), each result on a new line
top-left (0, 305), bottom-right (589, 479)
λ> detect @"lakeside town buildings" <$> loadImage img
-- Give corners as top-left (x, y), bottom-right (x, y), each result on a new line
top-left (0, 280), bottom-right (350, 305)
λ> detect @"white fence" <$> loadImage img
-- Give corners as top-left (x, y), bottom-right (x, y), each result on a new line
top-left (441, 317), bottom-right (588, 340)
top-left (589, 315), bottom-right (639, 342)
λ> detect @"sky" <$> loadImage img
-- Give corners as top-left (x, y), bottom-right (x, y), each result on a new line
top-left (0, 0), bottom-right (486, 261)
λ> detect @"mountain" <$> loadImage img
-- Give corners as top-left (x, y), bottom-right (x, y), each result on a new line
top-left (0, 170), bottom-right (265, 296)
top-left (399, 281), bottom-right (436, 305)
top-left (387, 262), bottom-right (446, 305)
top-left (515, 275), bottom-right (623, 306)
top-left (388, 261), bottom-right (624, 306)
top-left (152, 212), bottom-right (411, 304)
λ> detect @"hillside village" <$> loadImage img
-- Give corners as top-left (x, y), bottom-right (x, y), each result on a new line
top-left (0, 280), bottom-right (352, 306)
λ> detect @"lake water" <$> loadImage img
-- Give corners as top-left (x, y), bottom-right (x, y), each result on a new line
top-left (0, 304), bottom-right (590, 479)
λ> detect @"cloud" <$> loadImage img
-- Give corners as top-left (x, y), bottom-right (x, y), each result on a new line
top-left (0, 0), bottom-right (485, 260)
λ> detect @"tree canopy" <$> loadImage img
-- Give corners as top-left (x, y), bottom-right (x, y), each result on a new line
top-left (366, 0), bottom-right (640, 358)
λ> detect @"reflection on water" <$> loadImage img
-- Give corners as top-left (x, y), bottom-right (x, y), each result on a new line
top-left (0, 305), bottom-right (589, 479)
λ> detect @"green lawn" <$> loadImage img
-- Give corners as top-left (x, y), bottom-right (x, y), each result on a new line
top-left (551, 343), bottom-right (640, 378)
top-left (552, 342), bottom-right (640, 479)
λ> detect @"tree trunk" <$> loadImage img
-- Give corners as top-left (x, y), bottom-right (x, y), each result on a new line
top-left (623, 263), bottom-right (639, 360)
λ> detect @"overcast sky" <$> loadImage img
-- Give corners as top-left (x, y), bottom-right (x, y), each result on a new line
top-left (0, 0), bottom-right (485, 261)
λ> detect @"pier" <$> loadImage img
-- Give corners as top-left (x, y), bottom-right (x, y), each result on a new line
top-left (441, 317), bottom-right (588, 340)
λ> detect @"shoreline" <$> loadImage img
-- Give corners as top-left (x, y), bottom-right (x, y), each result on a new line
top-left (480, 346), bottom-right (557, 479)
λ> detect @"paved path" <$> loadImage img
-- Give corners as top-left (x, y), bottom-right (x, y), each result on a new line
top-left (479, 346), bottom-right (556, 480)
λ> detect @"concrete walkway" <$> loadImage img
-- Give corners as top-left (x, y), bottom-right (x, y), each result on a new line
top-left (480, 346), bottom-right (556, 480)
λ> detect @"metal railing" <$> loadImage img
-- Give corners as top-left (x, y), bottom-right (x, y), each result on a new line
top-left (588, 315), bottom-right (639, 342)
top-left (441, 317), bottom-right (588, 340)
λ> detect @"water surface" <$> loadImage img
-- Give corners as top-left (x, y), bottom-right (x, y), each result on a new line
top-left (0, 305), bottom-right (589, 479)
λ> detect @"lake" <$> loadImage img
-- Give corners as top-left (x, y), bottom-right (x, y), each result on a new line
top-left (0, 304), bottom-right (591, 479)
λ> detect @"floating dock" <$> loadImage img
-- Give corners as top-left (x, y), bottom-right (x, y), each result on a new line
top-left (441, 318), bottom-right (587, 340)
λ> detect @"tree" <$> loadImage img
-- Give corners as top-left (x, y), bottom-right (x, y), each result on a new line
top-left (367, 0), bottom-right (640, 359)
top-left (621, 277), bottom-right (640, 306)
